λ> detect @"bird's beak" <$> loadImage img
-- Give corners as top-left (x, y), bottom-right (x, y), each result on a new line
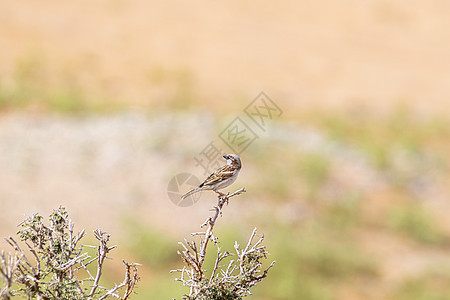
top-left (223, 155), bottom-right (229, 159)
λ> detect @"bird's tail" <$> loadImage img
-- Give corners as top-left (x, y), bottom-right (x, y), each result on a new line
top-left (181, 187), bottom-right (202, 199)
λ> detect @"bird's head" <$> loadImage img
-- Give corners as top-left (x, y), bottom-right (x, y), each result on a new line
top-left (223, 154), bottom-right (241, 169)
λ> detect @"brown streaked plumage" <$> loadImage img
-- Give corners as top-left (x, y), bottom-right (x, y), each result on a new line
top-left (181, 154), bottom-right (241, 200)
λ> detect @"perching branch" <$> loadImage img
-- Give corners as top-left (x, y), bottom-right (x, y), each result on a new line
top-left (172, 187), bottom-right (275, 299)
top-left (175, 188), bottom-right (245, 284)
top-left (198, 188), bottom-right (246, 273)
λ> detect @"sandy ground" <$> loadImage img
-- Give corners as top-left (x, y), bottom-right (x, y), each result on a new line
top-left (1, 0), bottom-right (450, 114)
top-left (0, 111), bottom-right (449, 289)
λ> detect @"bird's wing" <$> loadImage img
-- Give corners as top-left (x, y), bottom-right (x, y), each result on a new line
top-left (199, 165), bottom-right (235, 187)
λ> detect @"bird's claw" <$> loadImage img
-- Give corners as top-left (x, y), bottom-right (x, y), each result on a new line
top-left (215, 191), bottom-right (225, 197)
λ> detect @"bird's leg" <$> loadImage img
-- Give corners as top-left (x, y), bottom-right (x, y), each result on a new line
top-left (213, 189), bottom-right (225, 197)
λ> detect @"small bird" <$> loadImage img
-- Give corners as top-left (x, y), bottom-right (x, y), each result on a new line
top-left (182, 154), bottom-right (242, 200)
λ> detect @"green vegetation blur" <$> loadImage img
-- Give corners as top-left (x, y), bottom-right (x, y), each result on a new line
top-left (2, 58), bottom-right (450, 299)
top-left (2, 2), bottom-right (450, 298)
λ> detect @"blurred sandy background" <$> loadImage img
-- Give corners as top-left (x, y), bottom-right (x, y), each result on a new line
top-left (1, 1), bottom-right (450, 299)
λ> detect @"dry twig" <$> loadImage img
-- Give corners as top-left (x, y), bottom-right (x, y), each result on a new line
top-left (0, 207), bottom-right (140, 299)
top-left (172, 187), bottom-right (275, 299)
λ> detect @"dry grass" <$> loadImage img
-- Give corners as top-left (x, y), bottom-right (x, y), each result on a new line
top-left (1, 0), bottom-right (450, 115)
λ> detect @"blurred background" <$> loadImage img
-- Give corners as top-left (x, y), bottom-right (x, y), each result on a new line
top-left (1, 0), bottom-right (450, 299)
